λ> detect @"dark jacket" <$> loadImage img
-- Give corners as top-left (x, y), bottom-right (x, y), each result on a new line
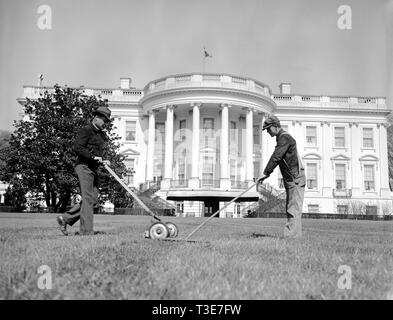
top-left (263, 129), bottom-right (304, 183)
top-left (73, 123), bottom-right (107, 171)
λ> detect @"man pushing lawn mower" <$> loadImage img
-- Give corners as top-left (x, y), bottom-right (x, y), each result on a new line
top-left (57, 106), bottom-right (112, 236)
top-left (257, 115), bottom-right (306, 239)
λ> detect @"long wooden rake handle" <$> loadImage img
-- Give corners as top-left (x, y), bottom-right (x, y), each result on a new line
top-left (184, 182), bottom-right (257, 241)
top-left (103, 163), bottom-right (161, 222)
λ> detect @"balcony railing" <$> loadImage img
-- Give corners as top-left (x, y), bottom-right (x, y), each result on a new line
top-left (201, 179), bottom-right (220, 188)
top-left (332, 189), bottom-right (352, 198)
top-left (231, 180), bottom-right (249, 189)
top-left (139, 180), bottom-right (161, 192)
top-left (171, 180), bottom-right (188, 188)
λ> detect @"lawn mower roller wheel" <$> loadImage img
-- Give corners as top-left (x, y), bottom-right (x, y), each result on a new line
top-left (149, 222), bottom-right (170, 240)
top-left (165, 222), bottom-right (179, 238)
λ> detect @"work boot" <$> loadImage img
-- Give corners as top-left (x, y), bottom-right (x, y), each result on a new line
top-left (56, 215), bottom-right (68, 236)
top-left (283, 217), bottom-right (302, 238)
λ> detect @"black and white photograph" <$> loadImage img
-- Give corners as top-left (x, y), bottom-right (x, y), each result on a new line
top-left (0, 0), bottom-right (392, 306)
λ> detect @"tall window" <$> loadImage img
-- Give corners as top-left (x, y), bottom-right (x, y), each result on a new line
top-left (155, 122), bottom-right (165, 143)
top-left (203, 118), bottom-right (214, 147)
top-left (124, 158), bottom-right (135, 185)
top-left (306, 163), bottom-right (317, 189)
top-left (230, 121), bottom-right (237, 141)
top-left (364, 165), bottom-right (375, 191)
top-left (178, 157), bottom-right (185, 181)
top-left (253, 125), bottom-right (260, 144)
top-left (306, 126), bottom-right (317, 147)
top-left (363, 128), bottom-right (374, 148)
top-left (153, 160), bottom-right (162, 180)
top-left (230, 159), bottom-right (236, 181)
top-left (334, 127), bottom-right (345, 147)
top-left (253, 161), bottom-right (260, 179)
top-left (335, 164), bottom-right (346, 189)
top-left (125, 121), bottom-right (136, 141)
top-left (202, 155), bottom-right (214, 184)
top-left (203, 118), bottom-right (214, 136)
top-left (179, 120), bottom-right (186, 141)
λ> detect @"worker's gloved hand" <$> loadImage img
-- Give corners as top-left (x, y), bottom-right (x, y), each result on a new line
top-left (256, 174), bottom-right (269, 185)
top-left (93, 156), bottom-right (110, 166)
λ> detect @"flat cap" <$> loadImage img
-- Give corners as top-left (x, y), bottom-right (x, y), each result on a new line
top-left (262, 115), bottom-right (280, 130)
top-left (93, 106), bottom-right (112, 122)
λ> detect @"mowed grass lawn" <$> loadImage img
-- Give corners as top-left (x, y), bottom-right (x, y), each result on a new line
top-left (0, 212), bottom-right (392, 300)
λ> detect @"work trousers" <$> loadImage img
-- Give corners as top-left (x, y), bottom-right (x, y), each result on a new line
top-left (62, 164), bottom-right (99, 234)
top-left (283, 175), bottom-right (305, 238)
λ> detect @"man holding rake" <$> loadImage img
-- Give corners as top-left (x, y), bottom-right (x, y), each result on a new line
top-left (257, 115), bottom-right (306, 238)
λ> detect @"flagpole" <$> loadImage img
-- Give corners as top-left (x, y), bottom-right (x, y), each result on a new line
top-left (202, 46), bottom-right (212, 74)
top-left (202, 47), bottom-right (205, 73)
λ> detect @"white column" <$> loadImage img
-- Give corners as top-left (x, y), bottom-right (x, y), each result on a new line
top-left (162, 105), bottom-right (174, 190)
top-left (146, 111), bottom-right (156, 182)
top-left (295, 120), bottom-right (303, 155)
top-left (321, 121), bottom-right (332, 197)
top-left (220, 104), bottom-right (230, 189)
top-left (379, 123), bottom-right (390, 197)
top-left (350, 123), bottom-right (361, 197)
top-left (189, 103), bottom-right (201, 188)
top-left (246, 109), bottom-right (254, 185)
top-left (260, 113), bottom-right (266, 173)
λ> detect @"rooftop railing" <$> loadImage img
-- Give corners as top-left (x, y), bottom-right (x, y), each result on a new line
top-left (143, 73), bottom-right (273, 98)
top-left (21, 84), bottom-right (386, 111)
top-left (21, 86), bottom-right (143, 102)
top-left (272, 94), bottom-right (387, 110)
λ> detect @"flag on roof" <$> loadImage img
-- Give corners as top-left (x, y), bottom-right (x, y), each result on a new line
top-left (204, 47), bottom-right (212, 58)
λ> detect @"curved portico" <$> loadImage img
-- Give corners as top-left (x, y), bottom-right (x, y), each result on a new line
top-left (139, 73), bottom-right (276, 213)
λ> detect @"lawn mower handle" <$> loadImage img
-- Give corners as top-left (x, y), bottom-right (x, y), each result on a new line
top-left (102, 163), bottom-right (161, 222)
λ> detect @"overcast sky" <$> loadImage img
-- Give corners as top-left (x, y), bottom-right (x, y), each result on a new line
top-left (0, 0), bottom-right (392, 131)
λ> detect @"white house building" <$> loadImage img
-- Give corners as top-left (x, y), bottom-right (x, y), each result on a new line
top-left (16, 73), bottom-right (393, 216)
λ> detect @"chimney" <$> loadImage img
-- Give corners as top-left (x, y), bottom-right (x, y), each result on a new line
top-left (279, 83), bottom-right (291, 95)
top-left (120, 77), bottom-right (131, 89)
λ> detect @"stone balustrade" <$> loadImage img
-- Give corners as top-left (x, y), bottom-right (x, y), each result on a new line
top-left (21, 86), bottom-right (143, 103)
top-left (143, 73), bottom-right (272, 98)
top-left (273, 94), bottom-right (387, 110)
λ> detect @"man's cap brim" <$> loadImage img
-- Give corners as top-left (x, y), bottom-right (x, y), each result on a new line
top-left (94, 112), bottom-right (112, 122)
top-left (262, 124), bottom-right (273, 130)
